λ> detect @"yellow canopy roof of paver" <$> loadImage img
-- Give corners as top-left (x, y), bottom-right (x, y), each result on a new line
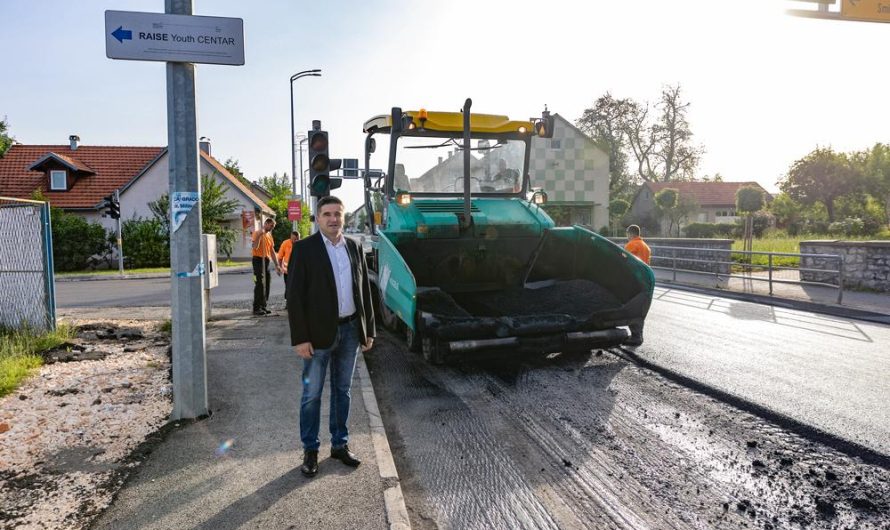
top-left (363, 110), bottom-right (534, 134)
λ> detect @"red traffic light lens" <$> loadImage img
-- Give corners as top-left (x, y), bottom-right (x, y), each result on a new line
top-left (309, 133), bottom-right (327, 152)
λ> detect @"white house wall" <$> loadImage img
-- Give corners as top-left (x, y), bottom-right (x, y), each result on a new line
top-left (117, 153), bottom-right (262, 260)
top-left (529, 118), bottom-right (610, 230)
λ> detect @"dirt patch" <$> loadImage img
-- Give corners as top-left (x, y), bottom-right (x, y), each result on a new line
top-left (0, 319), bottom-right (171, 530)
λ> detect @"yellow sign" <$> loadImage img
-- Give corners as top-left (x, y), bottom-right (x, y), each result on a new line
top-left (841, 0), bottom-right (890, 22)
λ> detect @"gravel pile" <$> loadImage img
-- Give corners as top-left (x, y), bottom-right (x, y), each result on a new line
top-left (0, 319), bottom-right (172, 529)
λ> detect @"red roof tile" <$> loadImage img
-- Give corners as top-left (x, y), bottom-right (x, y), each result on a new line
top-left (644, 181), bottom-right (768, 207)
top-left (0, 145), bottom-right (163, 209)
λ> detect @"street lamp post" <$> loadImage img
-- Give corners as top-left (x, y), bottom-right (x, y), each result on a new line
top-left (298, 136), bottom-right (309, 202)
top-left (290, 69), bottom-right (321, 226)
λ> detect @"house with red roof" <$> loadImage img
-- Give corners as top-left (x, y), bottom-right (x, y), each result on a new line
top-left (0, 135), bottom-right (273, 259)
top-left (628, 180), bottom-right (771, 234)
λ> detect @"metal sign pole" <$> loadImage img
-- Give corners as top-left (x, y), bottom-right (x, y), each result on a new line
top-left (115, 189), bottom-right (124, 277)
top-left (166, 0), bottom-right (208, 420)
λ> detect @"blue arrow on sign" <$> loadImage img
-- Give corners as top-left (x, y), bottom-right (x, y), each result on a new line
top-left (111, 26), bottom-right (132, 43)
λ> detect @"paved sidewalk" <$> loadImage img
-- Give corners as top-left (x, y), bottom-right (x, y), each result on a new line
top-left (653, 268), bottom-right (890, 321)
top-left (92, 307), bottom-right (408, 530)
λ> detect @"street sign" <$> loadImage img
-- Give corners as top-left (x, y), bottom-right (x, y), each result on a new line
top-left (841, 0), bottom-right (890, 22)
top-left (343, 158), bottom-right (359, 177)
top-left (287, 199), bottom-right (302, 221)
top-left (105, 10), bottom-right (245, 65)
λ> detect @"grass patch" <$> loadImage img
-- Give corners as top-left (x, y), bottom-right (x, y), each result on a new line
top-left (731, 238), bottom-right (801, 268)
top-left (0, 323), bottom-right (76, 397)
top-left (158, 319), bottom-right (172, 335)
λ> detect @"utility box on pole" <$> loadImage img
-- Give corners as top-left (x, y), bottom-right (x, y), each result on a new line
top-left (202, 233), bottom-right (218, 320)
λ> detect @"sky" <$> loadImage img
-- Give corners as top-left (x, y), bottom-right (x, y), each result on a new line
top-left (4, 0), bottom-right (889, 209)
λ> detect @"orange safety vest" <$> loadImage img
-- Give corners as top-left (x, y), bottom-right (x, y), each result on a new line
top-left (625, 237), bottom-right (651, 265)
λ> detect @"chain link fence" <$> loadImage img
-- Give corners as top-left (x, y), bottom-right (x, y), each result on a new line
top-left (0, 197), bottom-right (56, 331)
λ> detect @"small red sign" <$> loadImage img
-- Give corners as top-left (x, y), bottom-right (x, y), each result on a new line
top-left (287, 200), bottom-right (302, 221)
top-left (241, 210), bottom-right (255, 229)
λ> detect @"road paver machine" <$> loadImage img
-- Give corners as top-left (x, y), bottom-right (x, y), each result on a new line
top-left (359, 99), bottom-right (654, 363)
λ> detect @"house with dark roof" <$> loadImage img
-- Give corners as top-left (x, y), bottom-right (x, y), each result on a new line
top-left (0, 135), bottom-right (273, 259)
top-left (628, 180), bottom-right (771, 234)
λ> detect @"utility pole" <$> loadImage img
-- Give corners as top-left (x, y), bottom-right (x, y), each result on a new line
top-left (166, 0), bottom-right (208, 420)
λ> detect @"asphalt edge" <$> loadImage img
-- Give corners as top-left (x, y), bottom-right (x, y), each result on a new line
top-left (656, 280), bottom-right (890, 325)
top-left (357, 353), bottom-right (411, 530)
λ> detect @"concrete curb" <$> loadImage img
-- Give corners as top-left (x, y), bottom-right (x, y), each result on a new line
top-left (657, 281), bottom-right (890, 325)
top-left (357, 353), bottom-right (411, 530)
top-left (55, 266), bottom-right (252, 282)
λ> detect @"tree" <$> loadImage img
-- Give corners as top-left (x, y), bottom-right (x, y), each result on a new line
top-left (769, 193), bottom-right (804, 232)
top-left (0, 117), bottom-right (13, 158)
top-left (576, 93), bottom-right (634, 195)
top-left (609, 198), bottom-right (631, 236)
top-left (780, 147), bottom-right (863, 222)
top-left (654, 188), bottom-right (698, 236)
top-left (223, 157), bottom-right (253, 188)
top-left (623, 84), bottom-right (704, 183)
top-left (257, 172), bottom-right (310, 243)
top-left (654, 188), bottom-right (678, 236)
top-left (855, 143), bottom-right (890, 229)
top-left (736, 186), bottom-right (765, 254)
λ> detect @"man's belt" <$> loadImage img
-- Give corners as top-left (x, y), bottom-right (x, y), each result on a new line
top-left (338, 313), bottom-right (357, 324)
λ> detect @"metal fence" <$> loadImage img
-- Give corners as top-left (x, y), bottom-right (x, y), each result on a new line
top-left (650, 245), bottom-right (845, 304)
top-left (0, 197), bottom-right (56, 331)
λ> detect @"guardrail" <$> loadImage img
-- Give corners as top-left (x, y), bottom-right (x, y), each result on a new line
top-left (649, 245), bottom-right (845, 305)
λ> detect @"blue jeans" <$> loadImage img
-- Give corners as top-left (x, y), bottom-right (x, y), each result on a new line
top-left (299, 319), bottom-right (360, 451)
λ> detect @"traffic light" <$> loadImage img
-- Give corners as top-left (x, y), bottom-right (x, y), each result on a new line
top-left (102, 192), bottom-right (121, 219)
top-left (307, 125), bottom-right (343, 197)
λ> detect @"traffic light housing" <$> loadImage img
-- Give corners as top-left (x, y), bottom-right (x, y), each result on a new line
top-left (102, 193), bottom-right (121, 219)
top-left (307, 128), bottom-right (343, 197)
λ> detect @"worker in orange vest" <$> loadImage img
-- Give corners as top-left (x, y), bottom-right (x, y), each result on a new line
top-left (277, 231), bottom-right (300, 297)
top-left (624, 224), bottom-right (651, 265)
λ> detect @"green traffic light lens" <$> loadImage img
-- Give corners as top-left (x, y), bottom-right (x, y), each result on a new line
top-left (311, 175), bottom-right (330, 194)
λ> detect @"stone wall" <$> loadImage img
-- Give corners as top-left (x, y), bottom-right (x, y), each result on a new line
top-left (610, 238), bottom-right (733, 274)
top-left (800, 240), bottom-right (890, 292)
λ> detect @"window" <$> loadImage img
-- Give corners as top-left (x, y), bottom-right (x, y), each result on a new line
top-left (550, 139), bottom-right (561, 149)
top-left (50, 170), bottom-right (67, 191)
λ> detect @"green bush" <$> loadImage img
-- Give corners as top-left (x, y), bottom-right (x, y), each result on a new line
top-left (51, 211), bottom-right (110, 271)
top-left (684, 222), bottom-right (733, 238)
top-left (828, 217), bottom-right (866, 237)
top-left (122, 217), bottom-right (170, 267)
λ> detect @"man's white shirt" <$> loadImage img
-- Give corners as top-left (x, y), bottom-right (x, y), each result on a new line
top-left (323, 234), bottom-right (357, 318)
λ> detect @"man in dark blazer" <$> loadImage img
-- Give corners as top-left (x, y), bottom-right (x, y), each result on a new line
top-left (286, 195), bottom-right (375, 477)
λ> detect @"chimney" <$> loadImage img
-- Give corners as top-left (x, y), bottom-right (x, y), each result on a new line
top-left (438, 156), bottom-right (443, 165)
top-left (199, 137), bottom-right (211, 155)
top-left (69, 135), bottom-right (80, 151)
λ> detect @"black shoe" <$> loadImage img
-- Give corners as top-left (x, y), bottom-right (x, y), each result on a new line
top-left (262, 308), bottom-right (272, 314)
top-left (330, 445), bottom-right (361, 467)
top-left (301, 450), bottom-right (318, 477)
top-left (253, 310), bottom-right (266, 316)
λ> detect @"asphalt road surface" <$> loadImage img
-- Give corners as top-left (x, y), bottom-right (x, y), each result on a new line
top-left (366, 287), bottom-right (890, 529)
top-left (55, 271), bottom-right (285, 308)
